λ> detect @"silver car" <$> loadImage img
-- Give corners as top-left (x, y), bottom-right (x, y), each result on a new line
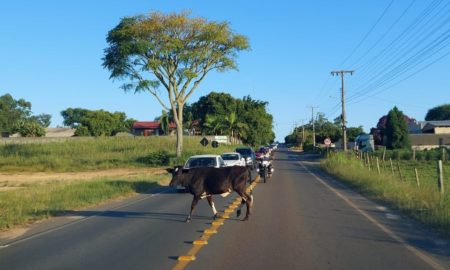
top-left (221, 152), bottom-right (246, 167)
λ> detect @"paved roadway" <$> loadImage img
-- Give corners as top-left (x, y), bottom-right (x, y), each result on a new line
top-left (1, 148), bottom-right (450, 270)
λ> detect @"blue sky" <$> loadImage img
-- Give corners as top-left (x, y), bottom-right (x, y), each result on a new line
top-left (1, 0), bottom-right (448, 142)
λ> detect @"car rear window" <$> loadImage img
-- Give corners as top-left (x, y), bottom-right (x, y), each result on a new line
top-left (236, 148), bottom-right (251, 155)
top-left (222, 154), bottom-right (239, 160)
top-left (186, 157), bottom-right (217, 168)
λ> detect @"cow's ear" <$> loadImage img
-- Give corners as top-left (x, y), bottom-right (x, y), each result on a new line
top-left (182, 168), bottom-right (190, 173)
top-left (166, 168), bottom-right (173, 174)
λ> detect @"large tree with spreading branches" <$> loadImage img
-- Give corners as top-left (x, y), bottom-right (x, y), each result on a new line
top-left (103, 12), bottom-right (249, 156)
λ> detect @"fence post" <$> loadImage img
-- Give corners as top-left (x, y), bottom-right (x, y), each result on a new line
top-left (390, 158), bottom-right (394, 176)
top-left (442, 148), bottom-right (446, 162)
top-left (397, 161), bottom-right (404, 182)
top-left (413, 149), bottom-right (416, 161)
top-left (382, 147), bottom-right (386, 161)
top-left (376, 157), bottom-right (380, 175)
top-left (367, 154), bottom-right (372, 171)
top-left (438, 160), bottom-right (444, 195)
top-left (414, 168), bottom-right (420, 187)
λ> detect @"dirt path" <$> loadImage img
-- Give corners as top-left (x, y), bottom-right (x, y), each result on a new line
top-left (0, 168), bottom-right (167, 190)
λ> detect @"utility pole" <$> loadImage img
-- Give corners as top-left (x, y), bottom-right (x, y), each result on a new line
top-left (307, 106), bottom-right (318, 148)
top-left (301, 119), bottom-right (305, 146)
top-left (331, 70), bottom-right (354, 152)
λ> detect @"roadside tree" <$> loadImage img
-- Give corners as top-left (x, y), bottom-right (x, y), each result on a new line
top-left (425, 104), bottom-right (450, 121)
top-left (103, 12), bottom-right (249, 157)
top-left (61, 108), bottom-right (135, 136)
top-left (0, 93), bottom-right (50, 137)
top-left (385, 106), bottom-right (411, 149)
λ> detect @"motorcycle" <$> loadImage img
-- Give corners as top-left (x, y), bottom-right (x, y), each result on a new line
top-left (256, 157), bottom-right (274, 183)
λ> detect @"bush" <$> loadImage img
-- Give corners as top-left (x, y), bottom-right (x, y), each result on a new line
top-left (140, 150), bottom-right (171, 166)
top-left (15, 120), bottom-right (46, 137)
top-left (74, 126), bottom-right (90, 136)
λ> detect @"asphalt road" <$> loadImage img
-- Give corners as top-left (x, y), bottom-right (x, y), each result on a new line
top-left (1, 148), bottom-right (450, 270)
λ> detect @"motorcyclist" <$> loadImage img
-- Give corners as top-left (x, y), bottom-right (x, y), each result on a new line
top-left (257, 148), bottom-right (274, 175)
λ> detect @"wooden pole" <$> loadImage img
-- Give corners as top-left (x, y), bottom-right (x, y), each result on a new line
top-left (382, 147), bottom-right (386, 161)
top-left (376, 157), bottom-right (381, 175)
top-left (397, 161), bottom-right (404, 182)
top-left (413, 149), bottom-right (416, 161)
top-left (414, 168), bottom-right (420, 187)
top-left (438, 160), bottom-right (444, 195)
top-left (367, 154), bottom-right (372, 171)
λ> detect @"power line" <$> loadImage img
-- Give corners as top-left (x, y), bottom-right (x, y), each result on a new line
top-left (337, 0), bottom-right (395, 68)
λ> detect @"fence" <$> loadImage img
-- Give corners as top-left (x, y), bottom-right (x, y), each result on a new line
top-left (353, 150), bottom-right (448, 195)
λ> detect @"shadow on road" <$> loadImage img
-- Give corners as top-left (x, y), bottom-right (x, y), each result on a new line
top-left (58, 209), bottom-right (216, 223)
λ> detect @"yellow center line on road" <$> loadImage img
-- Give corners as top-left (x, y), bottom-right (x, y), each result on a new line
top-left (172, 176), bottom-right (259, 270)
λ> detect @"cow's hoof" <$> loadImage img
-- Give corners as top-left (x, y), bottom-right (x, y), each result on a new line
top-left (242, 217), bottom-right (249, 221)
top-left (185, 217), bottom-right (191, 223)
top-left (236, 209), bottom-right (241, 217)
top-left (213, 214), bottom-right (219, 220)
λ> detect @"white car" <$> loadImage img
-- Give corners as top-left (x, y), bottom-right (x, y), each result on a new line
top-left (175, 154), bottom-right (226, 192)
top-left (183, 154), bottom-right (225, 169)
top-left (221, 152), bottom-right (246, 167)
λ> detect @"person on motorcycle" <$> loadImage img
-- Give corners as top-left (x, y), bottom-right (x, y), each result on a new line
top-left (257, 150), bottom-right (274, 175)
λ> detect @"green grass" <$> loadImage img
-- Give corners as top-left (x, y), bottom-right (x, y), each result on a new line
top-left (0, 136), bottom-right (240, 172)
top-left (321, 153), bottom-right (450, 235)
top-left (0, 174), bottom-right (169, 230)
top-left (0, 136), bottom-right (243, 230)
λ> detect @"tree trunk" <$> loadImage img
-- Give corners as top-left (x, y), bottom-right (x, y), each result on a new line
top-left (176, 123), bottom-right (183, 157)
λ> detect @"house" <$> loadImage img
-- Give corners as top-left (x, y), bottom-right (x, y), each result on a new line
top-left (410, 134), bottom-right (450, 150)
top-left (132, 121), bottom-right (176, 136)
top-left (421, 121), bottom-right (450, 134)
top-left (409, 120), bottom-right (450, 150)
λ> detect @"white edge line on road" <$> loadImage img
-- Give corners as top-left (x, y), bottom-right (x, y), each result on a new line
top-left (1, 187), bottom-right (172, 248)
top-left (298, 161), bottom-right (446, 270)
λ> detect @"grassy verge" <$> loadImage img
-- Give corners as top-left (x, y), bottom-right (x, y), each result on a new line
top-left (321, 153), bottom-right (450, 235)
top-left (0, 173), bottom-right (169, 230)
top-left (0, 136), bottom-right (239, 172)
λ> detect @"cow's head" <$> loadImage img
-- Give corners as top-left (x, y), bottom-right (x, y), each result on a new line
top-left (167, 166), bottom-right (189, 187)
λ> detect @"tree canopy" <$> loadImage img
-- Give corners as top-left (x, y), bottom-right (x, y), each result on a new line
top-left (385, 106), bottom-right (411, 149)
top-left (425, 104), bottom-right (450, 121)
top-left (103, 11), bottom-right (249, 156)
top-left (187, 92), bottom-right (274, 146)
top-left (370, 111), bottom-right (415, 145)
top-left (284, 112), bottom-right (364, 147)
top-left (0, 93), bottom-right (50, 137)
top-left (61, 108), bottom-right (135, 136)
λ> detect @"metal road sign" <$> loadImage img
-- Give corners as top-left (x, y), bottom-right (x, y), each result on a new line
top-left (200, 137), bottom-right (209, 147)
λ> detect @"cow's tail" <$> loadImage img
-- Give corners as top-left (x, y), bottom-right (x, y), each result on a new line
top-left (247, 167), bottom-right (254, 195)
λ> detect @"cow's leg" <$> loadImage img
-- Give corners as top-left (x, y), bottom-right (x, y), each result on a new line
top-left (242, 192), bottom-right (252, 221)
top-left (206, 196), bottom-right (219, 220)
top-left (236, 198), bottom-right (245, 218)
top-left (236, 191), bottom-right (252, 221)
top-left (186, 196), bottom-right (200, 222)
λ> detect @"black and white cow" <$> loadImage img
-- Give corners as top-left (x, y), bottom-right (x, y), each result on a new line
top-left (167, 166), bottom-right (253, 222)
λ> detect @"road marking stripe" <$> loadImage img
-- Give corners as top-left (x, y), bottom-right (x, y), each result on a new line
top-left (192, 240), bottom-right (208, 245)
top-left (212, 221), bottom-right (224, 226)
top-left (203, 229), bottom-right (217, 235)
top-left (172, 176), bottom-right (260, 270)
top-left (177, 255), bottom-right (196, 261)
top-left (298, 161), bottom-right (446, 270)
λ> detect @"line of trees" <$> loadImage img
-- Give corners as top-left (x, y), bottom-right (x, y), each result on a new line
top-left (0, 94), bottom-right (51, 137)
top-left (61, 108), bottom-right (136, 136)
top-left (163, 92), bottom-right (275, 147)
top-left (284, 112), bottom-right (363, 148)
